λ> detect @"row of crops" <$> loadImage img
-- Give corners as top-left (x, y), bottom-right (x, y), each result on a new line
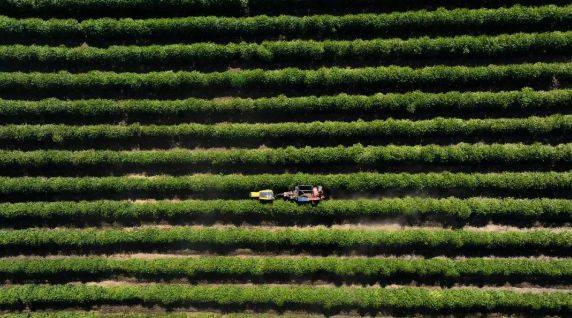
top-left (0, 227), bottom-right (569, 256)
top-left (1, 116), bottom-right (570, 149)
top-left (0, 172), bottom-right (570, 201)
top-left (0, 31), bottom-right (570, 71)
top-left (0, 284), bottom-right (569, 314)
top-left (0, 143), bottom-right (570, 172)
top-left (0, 0), bottom-right (570, 316)
top-left (0, 63), bottom-right (570, 99)
top-left (0, 89), bottom-right (569, 123)
top-left (1, 198), bottom-right (570, 226)
top-left (1, 256), bottom-right (570, 285)
top-left (2, 5), bottom-right (571, 45)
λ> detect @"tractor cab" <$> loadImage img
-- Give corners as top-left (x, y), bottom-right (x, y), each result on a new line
top-left (250, 189), bottom-right (275, 202)
top-left (296, 185), bottom-right (313, 195)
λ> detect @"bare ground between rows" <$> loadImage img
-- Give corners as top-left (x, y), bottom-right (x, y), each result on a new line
top-left (0, 209), bottom-right (572, 231)
top-left (1, 241), bottom-right (568, 258)
top-left (1, 24), bottom-right (569, 46)
top-left (10, 224), bottom-right (570, 231)
top-left (6, 254), bottom-right (567, 261)
top-left (0, 308), bottom-right (560, 318)
top-left (4, 162), bottom-right (571, 178)
top-left (0, 81), bottom-right (568, 100)
top-left (3, 54), bottom-right (570, 74)
top-left (0, 310), bottom-right (318, 318)
top-left (1, 281), bottom-right (569, 293)
top-left (4, 213), bottom-right (569, 229)
top-left (4, 107), bottom-right (571, 125)
top-left (1, 134), bottom-right (569, 151)
top-left (2, 273), bottom-right (570, 289)
top-left (0, 300), bottom-right (567, 317)
top-left (1, 188), bottom-right (570, 203)
top-left (80, 282), bottom-right (572, 292)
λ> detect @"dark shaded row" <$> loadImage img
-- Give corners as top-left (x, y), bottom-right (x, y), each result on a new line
top-left (2, 0), bottom-right (570, 18)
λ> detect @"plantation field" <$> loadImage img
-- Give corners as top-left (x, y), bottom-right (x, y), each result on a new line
top-left (0, 0), bottom-right (570, 317)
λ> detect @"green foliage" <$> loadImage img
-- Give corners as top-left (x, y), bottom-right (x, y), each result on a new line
top-left (1, 32), bottom-right (570, 71)
top-left (0, 143), bottom-right (569, 171)
top-left (0, 1), bottom-right (570, 317)
top-left (0, 89), bottom-right (570, 124)
top-left (0, 256), bottom-right (569, 285)
top-left (0, 226), bottom-right (569, 255)
top-left (0, 284), bottom-right (569, 314)
top-left (2, 197), bottom-right (570, 224)
top-left (1, 115), bottom-right (569, 147)
top-left (0, 172), bottom-right (569, 200)
top-left (0, 63), bottom-right (569, 97)
top-left (1, 5), bottom-right (570, 44)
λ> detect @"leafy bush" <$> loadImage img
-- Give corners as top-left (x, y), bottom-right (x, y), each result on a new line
top-left (2, 197), bottom-right (570, 226)
top-left (0, 63), bottom-right (569, 98)
top-left (0, 226), bottom-right (569, 256)
top-left (0, 143), bottom-right (569, 171)
top-left (0, 115), bottom-right (569, 148)
top-left (1, 5), bottom-right (570, 44)
top-left (0, 256), bottom-right (569, 285)
top-left (0, 284), bottom-right (569, 314)
top-left (0, 89), bottom-right (570, 124)
top-left (0, 172), bottom-right (569, 200)
top-left (1, 32), bottom-right (570, 71)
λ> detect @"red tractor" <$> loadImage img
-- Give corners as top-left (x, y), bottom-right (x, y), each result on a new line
top-left (279, 185), bottom-right (326, 205)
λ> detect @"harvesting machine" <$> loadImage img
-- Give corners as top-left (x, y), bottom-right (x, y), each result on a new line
top-left (250, 185), bottom-right (326, 205)
top-left (280, 185), bottom-right (326, 205)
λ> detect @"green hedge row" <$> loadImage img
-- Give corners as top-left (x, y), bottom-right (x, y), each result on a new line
top-left (0, 172), bottom-right (569, 200)
top-left (0, 226), bottom-right (569, 255)
top-left (0, 284), bottom-right (569, 314)
top-left (0, 89), bottom-right (570, 124)
top-left (0, 63), bottom-right (569, 98)
top-left (2, 198), bottom-right (569, 225)
top-left (0, 144), bottom-right (569, 170)
top-left (2, 0), bottom-right (568, 17)
top-left (1, 5), bottom-right (570, 44)
top-left (1, 256), bottom-right (569, 285)
top-left (0, 116), bottom-right (569, 148)
top-left (2, 32), bottom-right (570, 71)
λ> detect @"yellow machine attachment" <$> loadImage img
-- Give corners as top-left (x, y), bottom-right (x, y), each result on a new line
top-left (250, 189), bottom-right (276, 201)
